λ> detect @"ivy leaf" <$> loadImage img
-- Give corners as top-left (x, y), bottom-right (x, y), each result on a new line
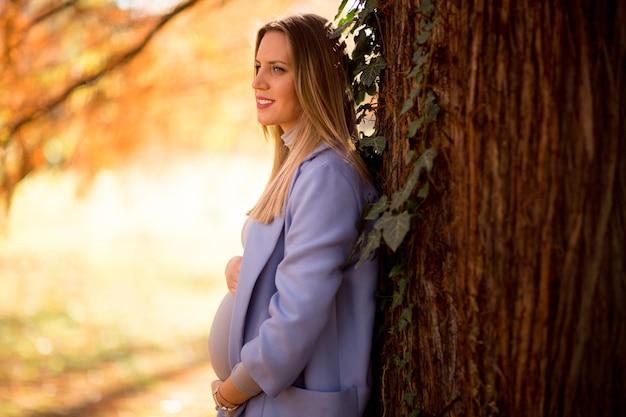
top-left (416, 31), bottom-right (430, 44)
top-left (402, 305), bottom-right (413, 324)
top-left (375, 211), bottom-right (412, 251)
top-left (408, 409), bottom-right (422, 417)
top-left (424, 90), bottom-right (440, 123)
top-left (357, 0), bottom-right (377, 26)
top-left (359, 135), bottom-right (387, 154)
top-left (391, 276), bottom-right (410, 309)
top-left (405, 391), bottom-right (417, 407)
top-left (335, 3), bottom-right (356, 26)
top-left (407, 51), bottom-right (427, 79)
top-left (351, 29), bottom-right (371, 64)
top-left (417, 181), bottom-right (430, 200)
top-left (359, 56), bottom-right (387, 87)
top-left (412, 49), bottom-right (427, 66)
top-left (335, 0), bottom-right (350, 20)
top-left (390, 148), bottom-right (437, 211)
top-left (392, 291), bottom-right (404, 311)
top-left (407, 117), bottom-right (423, 138)
top-left (415, 147), bottom-right (437, 174)
top-left (355, 228), bottom-right (382, 268)
top-left (416, 0), bottom-right (434, 14)
top-left (400, 98), bottom-right (414, 115)
top-left (364, 195), bottom-right (389, 220)
top-left (332, 18), bottom-right (354, 38)
top-left (398, 305), bottom-right (414, 331)
top-left (405, 149), bottom-right (416, 164)
top-left (400, 86), bottom-right (420, 115)
top-left (421, 17), bottom-right (440, 32)
top-left (406, 65), bottom-right (420, 80)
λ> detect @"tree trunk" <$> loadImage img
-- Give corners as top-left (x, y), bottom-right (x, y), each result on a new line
top-left (370, 1), bottom-right (625, 416)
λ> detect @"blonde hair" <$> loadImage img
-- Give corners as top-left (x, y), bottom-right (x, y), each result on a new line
top-left (249, 14), bottom-right (372, 224)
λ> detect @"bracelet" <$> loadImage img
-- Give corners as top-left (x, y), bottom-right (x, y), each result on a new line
top-left (212, 384), bottom-right (240, 414)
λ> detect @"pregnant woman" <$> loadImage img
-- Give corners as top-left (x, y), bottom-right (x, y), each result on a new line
top-left (207, 13), bottom-right (379, 417)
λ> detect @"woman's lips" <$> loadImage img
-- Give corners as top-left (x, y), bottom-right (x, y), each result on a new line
top-left (256, 97), bottom-right (274, 109)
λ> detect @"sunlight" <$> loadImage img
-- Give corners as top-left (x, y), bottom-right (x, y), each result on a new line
top-left (116, 0), bottom-right (184, 14)
top-left (0, 0), bottom-right (340, 415)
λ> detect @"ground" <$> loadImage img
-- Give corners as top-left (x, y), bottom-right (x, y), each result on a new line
top-left (0, 151), bottom-right (269, 417)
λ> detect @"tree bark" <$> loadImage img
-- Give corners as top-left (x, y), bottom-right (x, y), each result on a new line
top-left (370, 1), bottom-right (625, 416)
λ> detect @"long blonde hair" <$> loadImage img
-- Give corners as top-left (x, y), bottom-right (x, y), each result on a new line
top-left (249, 14), bottom-right (372, 224)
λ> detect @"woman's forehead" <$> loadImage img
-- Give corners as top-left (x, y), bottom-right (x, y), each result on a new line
top-left (256, 31), bottom-right (292, 63)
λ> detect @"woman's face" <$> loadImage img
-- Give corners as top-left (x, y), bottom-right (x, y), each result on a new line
top-left (252, 31), bottom-right (302, 132)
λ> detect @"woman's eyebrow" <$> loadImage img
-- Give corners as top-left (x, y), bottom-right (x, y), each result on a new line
top-left (255, 59), bottom-right (290, 66)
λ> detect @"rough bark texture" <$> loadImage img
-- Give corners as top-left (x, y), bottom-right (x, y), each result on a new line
top-left (369, 1), bottom-right (625, 416)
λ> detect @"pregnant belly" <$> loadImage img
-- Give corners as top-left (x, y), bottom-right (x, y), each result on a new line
top-left (208, 292), bottom-right (234, 380)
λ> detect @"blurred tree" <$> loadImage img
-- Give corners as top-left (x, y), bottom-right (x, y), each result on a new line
top-left (0, 0), bottom-right (203, 219)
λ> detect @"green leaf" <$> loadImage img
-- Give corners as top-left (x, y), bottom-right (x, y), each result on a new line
top-left (407, 117), bottom-right (423, 138)
top-left (357, 0), bottom-right (377, 26)
top-left (391, 276), bottom-right (410, 309)
top-left (405, 149), bottom-right (416, 165)
top-left (395, 355), bottom-right (409, 369)
top-left (423, 90), bottom-right (440, 123)
top-left (417, 181), bottom-right (430, 200)
top-left (416, 31), bottom-right (430, 44)
top-left (377, 211), bottom-right (412, 251)
top-left (414, 147), bottom-right (437, 174)
top-left (391, 287), bottom-right (404, 309)
top-left (358, 56), bottom-right (387, 86)
top-left (400, 98), bottom-right (414, 115)
top-left (421, 17), bottom-right (440, 32)
top-left (402, 305), bottom-right (413, 324)
top-left (359, 135), bottom-right (387, 154)
top-left (411, 49), bottom-right (427, 67)
top-left (351, 30), bottom-right (371, 69)
top-left (335, 0), bottom-right (349, 20)
top-left (416, 0), bottom-right (434, 14)
top-left (390, 148), bottom-right (437, 210)
top-left (406, 65), bottom-right (420, 79)
top-left (405, 391), bottom-right (417, 407)
top-left (364, 195), bottom-right (389, 220)
top-left (398, 305), bottom-right (413, 330)
top-left (332, 18), bottom-right (354, 38)
top-left (409, 408), bottom-right (422, 417)
top-left (407, 50), bottom-right (427, 79)
top-left (355, 228), bottom-right (382, 268)
top-left (389, 260), bottom-right (407, 278)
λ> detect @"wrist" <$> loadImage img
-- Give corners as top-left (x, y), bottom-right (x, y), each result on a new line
top-left (212, 383), bottom-right (240, 415)
top-left (217, 386), bottom-right (239, 407)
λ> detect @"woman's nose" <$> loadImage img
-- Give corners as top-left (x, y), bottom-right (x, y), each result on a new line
top-left (252, 70), bottom-right (267, 90)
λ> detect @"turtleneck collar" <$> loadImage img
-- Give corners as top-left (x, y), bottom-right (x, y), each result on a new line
top-left (281, 126), bottom-right (297, 149)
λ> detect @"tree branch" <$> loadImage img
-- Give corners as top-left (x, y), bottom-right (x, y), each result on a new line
top-left (29, 0), bottom-right (80, 29)
top-left (4, 0), bottom-right (207, 145)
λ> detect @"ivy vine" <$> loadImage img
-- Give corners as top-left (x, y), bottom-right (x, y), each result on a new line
top-left (336, 0), bottom-right (440, 261)
top-left (336, 1), bottom-right (440, 416)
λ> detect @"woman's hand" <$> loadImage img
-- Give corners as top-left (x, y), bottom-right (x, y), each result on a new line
top-left (211, 378), bottom-right (249, 416)
top-left (225, 256), bottom-right (242, 295)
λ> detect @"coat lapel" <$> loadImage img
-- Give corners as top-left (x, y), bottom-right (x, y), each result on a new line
top-left (227, 143), bottom-right (330, 367)
top-left (229, 215), bottom-right (285, 366)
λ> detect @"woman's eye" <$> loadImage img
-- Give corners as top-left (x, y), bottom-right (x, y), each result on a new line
top-left (272, 66), bottom-right (285, 73)
top-left (254, 65), bottom-right (260, 74)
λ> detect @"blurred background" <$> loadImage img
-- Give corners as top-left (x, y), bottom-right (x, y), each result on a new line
top-left (0, 0), bottom-right (338, 416)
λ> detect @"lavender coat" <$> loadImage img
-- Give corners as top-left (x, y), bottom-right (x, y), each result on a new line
top-left (226, 144), bottom-right (378, 417)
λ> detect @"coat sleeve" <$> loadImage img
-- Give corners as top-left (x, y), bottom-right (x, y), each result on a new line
top-left (240, 153), bottom-right (364, 397)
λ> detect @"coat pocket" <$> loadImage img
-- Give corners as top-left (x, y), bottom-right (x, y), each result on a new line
top-left (259, 385), bottom-right (360, 417)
